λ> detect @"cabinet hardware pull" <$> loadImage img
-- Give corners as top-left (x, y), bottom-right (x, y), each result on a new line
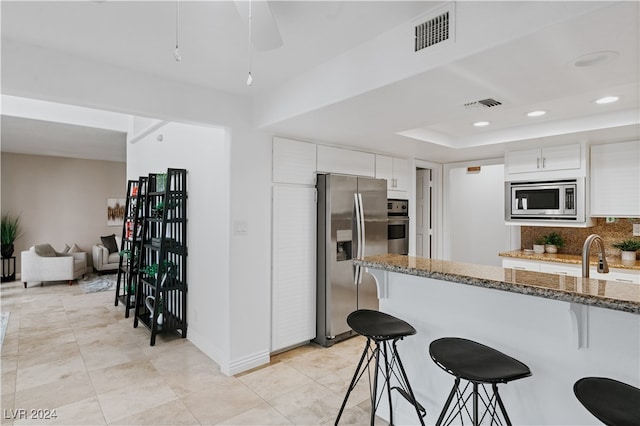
top-left (536, 158), bottom-right (540, 169)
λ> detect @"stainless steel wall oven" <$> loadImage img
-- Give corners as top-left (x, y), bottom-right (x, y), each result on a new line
top-left (387, 199), bottom-right (409, 255)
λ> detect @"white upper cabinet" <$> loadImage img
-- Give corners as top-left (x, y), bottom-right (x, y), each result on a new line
top-left (505, 143), bottom-right (582, 179)
top-left (392, 157), bottom-right (410, 192)
top-left (317, 145), bottom-right (375, 177)
top-left (590, 140), bottom-right (640, 217)
top-left (272, 137), bottom-right (317, 185)
top-left (375, 155), bottom-right (409, 192)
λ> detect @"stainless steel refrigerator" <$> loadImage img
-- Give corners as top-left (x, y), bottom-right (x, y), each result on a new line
top-left (315, 173), bottom-right (388, 347)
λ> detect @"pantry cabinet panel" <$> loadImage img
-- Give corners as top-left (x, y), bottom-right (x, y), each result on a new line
top-left (590, 140), bottom-right (640, 217)
top-left (273, 137), bottom-right (317, 185)
top-left (271, 185), bottom-right (317, 351)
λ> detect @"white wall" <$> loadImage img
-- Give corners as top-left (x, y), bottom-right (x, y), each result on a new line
top-left (228, 127), bottom-right (273, 373)
top-left (127, 121), bottom-right (232, 368)
top-left (1, 153), bottom-right (126, 271)
top-left (444, 160), bottom-right (516, 266)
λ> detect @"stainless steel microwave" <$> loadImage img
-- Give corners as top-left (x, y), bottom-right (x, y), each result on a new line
top-left (506, 178), bottom-right (585, 222)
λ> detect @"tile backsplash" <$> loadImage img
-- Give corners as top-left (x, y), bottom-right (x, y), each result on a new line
top-left (521, 218), bottom-right (640, 258)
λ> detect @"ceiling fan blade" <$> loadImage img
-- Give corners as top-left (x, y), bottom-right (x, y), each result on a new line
top-left (234, 0), bottom-right (283, 52)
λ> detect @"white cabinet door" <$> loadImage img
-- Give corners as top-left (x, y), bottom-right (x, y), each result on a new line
top-left (506, 144), bottom-right (581, 176)
top-left (317, 145), bottom-right (375, 177)
top-left (592, 269), bottom-right (640, 284)
top-left (506, 149), bottom-right (541, 175)
top-left (541, 144), bottom-right (581, 172)
top-left (375, 155), bottom-right (410, 192)
top-left (271, 186), bottom-right (316, 351)
top-left (590, 140), bottom-right (640, 217)
top-left (539, 263), bottom-right (580, 276)
top-left (393, 157), bottom-right (410, 192)
top-left (273, 137), bottom-right (317, 185)
top-left (375, 155), bottom-right (393, 190)
top-left (501, 258), bottom-right (540, 272)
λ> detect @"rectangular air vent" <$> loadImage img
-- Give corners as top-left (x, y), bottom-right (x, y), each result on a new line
top-left (464, 98), bottom-right (503, 109)
top-left (415, 11), bottom-right (449, 52)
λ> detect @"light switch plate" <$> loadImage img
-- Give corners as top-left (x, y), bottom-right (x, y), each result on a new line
top-left (234, 221), bottom-right (248, 236)
top-left (633, 223), bottom-right (640, 236)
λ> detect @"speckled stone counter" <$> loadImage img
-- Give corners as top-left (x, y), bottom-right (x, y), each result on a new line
top-left (356, 254), bottom-right (640, 314)
top-left (499, 249), bottom-right (640, 270)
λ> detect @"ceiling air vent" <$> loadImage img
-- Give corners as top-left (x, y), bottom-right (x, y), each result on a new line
top-left (464, 98), bottom-right (503, 109)
top-left (415, 11), bottom-right (450, 52)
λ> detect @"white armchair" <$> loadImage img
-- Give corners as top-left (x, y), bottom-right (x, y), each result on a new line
top-left (92, 236), bottom-right (122, 273)
top-left (21, 243), bottom-right (88, 288)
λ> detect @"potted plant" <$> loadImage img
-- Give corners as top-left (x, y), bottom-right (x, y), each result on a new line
top-left (612, 239), bottom-right (640, 261)
top-left (1, 213), bottom-right (22, 258)
top-left (533, 237), bottom-right (546, 254)
top-left (543, 232), bottom-right (564, 254)
top-left (152, 201), bottom-right (165, 218)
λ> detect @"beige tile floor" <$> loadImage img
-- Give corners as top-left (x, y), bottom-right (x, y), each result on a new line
top-left (0, 280), bottom-right (384, 425)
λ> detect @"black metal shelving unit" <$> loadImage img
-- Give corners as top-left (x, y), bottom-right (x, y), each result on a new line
top-left (133, 168), bottom-right (188, 345)
top-left (114, 178), bottom-right (145, 317)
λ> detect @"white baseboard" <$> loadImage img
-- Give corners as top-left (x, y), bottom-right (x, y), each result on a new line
top-left (187, 328), bottom-right (228, 372)
top-left (224, 350), bottom-right (270, 376)
top-left (188, 329), bottom-right (270, 376)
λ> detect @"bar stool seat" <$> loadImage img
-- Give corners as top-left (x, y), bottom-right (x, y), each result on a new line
top-left (574, 377), bottom-right (640, 426)
top-left (429, 337), bottom-right (531, 426)
top-left (335, 309), bottom-right (425, 425)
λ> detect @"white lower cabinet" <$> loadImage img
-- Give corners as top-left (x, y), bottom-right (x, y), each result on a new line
top-left (539, 263), bottom-right (579, 276)
top-left (591, 269), bottom-right (640, 284)
top-left (501, 258), bottom-right (540, 272)
top-left (271, 185), bottom-right (317, 351)
top-left (502, 258), bottom-right (639, 284)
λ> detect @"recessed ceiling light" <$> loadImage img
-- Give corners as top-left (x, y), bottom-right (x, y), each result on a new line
top-left (595, 96), bottom-right (619, 104)
top-left (473, 121), bottom-right (490, 127)
top-left (526, 110), bottom-right (547, 117)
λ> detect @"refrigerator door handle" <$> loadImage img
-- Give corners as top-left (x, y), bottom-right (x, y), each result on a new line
top-left (354, 193), bottom-right (362, 285)
top-left (358, 193), bottom-right (365, 259)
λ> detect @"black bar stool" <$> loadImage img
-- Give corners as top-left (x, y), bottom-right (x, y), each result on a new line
top-left (429, 337), bottom-right (531, 426)
top-left (574, 377), bottom-right (640, 426)
top-left (335, 309), bottom-right (426, 425)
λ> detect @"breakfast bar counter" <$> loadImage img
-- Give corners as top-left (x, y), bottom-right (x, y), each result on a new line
top-left (357, 254), bottom-right (640, 313)
top-left (354, 254), bottom-right (640, 425)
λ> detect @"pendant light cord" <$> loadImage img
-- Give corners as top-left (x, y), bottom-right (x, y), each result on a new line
top-left (247, 0), bottom-right (253, 85)
top-left (174, 0), bottom-right (181, 62)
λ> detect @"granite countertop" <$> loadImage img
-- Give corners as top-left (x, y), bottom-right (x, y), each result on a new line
top-left (498, 250), bottom-right (640, 270)
top-left (356, 254), bottom-right (640, 314)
